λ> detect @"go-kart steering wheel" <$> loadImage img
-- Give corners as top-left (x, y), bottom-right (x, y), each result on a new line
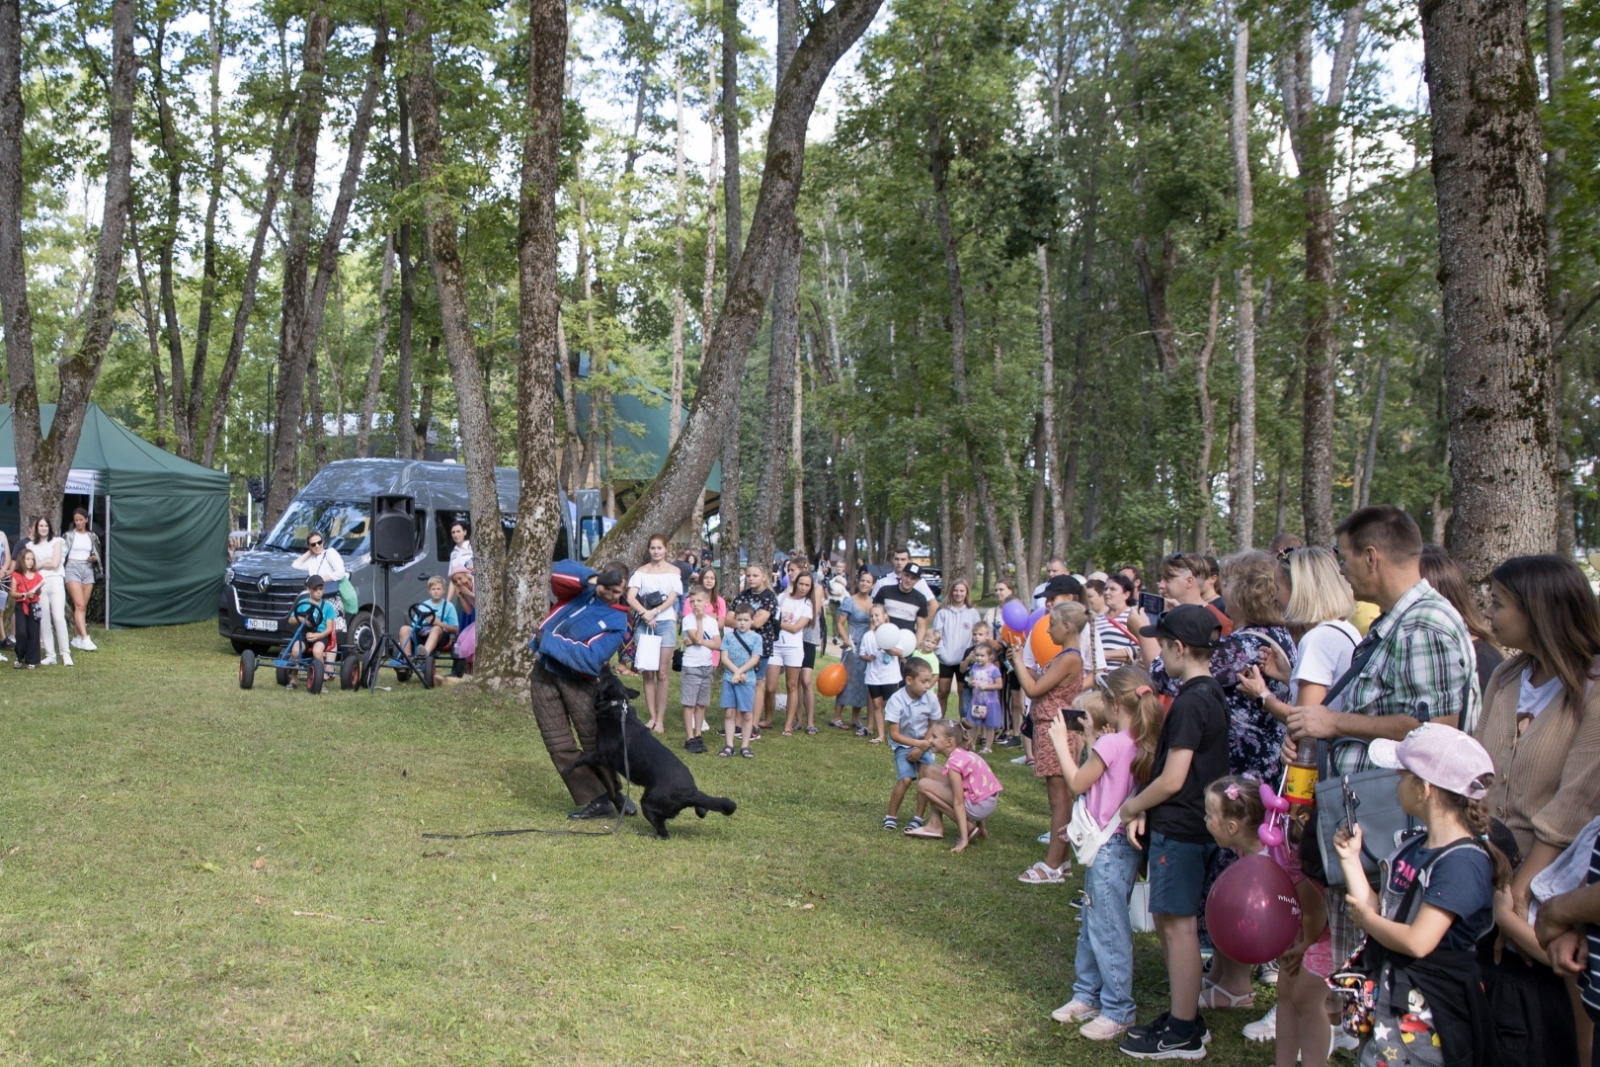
top-left (407, 603), bottom-right (438, 630)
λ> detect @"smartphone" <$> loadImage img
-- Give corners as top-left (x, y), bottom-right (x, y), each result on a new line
top-left (1139, 592), bottom-right (1165, 617)
top-left (1341, 774), bottom-right (1360, 835)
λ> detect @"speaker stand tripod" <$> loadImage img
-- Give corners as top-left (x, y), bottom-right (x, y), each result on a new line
top-left (364, 561), bottom-right (426, 692)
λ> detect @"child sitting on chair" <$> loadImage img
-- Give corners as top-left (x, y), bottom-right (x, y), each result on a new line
top-left (399, 575), bottom-right (460, 659)
top-left (287, 576), bottom-right (337, 689)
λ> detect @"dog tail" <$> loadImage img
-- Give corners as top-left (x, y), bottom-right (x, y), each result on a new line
top-left (692, 792), bottom-right (736, 818)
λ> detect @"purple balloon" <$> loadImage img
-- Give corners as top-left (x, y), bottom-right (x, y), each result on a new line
top-left (1027, 606), bottom-right (1047, 629)
top-left (1001, 599), bottom-right (1031, 633)
top-left (1204, 853), bottom-right (1302, 965)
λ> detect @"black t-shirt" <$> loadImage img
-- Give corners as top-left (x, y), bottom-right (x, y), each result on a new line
top-left (1147, 674), bottom-right (1231, 843)
top-left (1386, 837), bottom-right (1494, 952)
top-left (732, 587), bottom-right (780, 657)
top-left (873, 585), bottom-right (929, 631)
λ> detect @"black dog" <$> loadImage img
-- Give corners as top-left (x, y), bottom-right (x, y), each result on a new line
top-left (560, 668), bottom-right (736, 838)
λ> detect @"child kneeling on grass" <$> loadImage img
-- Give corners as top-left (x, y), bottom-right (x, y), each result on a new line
top-left (1113, 605), bottom-right (1231, 1059)
top-left (884, 657), bottom-right (941, 832)
top-left (910, 720), bottom-right (1002, 850)
top-left (718, 607), bottom-right (763, 759)
top-left (1046, 667), bottom-right (1163, 1042)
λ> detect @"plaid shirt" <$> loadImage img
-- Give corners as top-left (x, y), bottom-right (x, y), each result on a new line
top-left (1328, 579), bottom-right (1481, 774)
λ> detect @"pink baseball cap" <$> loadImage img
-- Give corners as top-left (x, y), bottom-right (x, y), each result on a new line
top-left (1367, 722), bottom-right (1495, 799)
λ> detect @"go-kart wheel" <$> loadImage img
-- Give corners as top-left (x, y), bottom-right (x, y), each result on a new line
top-left (394, 666), bottom-right (412, 683)
top-left (275, 665), bottom-right (291, 687)
top-left (339, 656), bottom-right (359, 690)
top-left (421, 653), bottom-right (436, 690)
top-left (308, 663), bottom-right (324, 695)
top-left (239, 650), bottom-right (257, 690)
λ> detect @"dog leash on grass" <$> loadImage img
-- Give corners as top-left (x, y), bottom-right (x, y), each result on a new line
top-left (421, 695), bottom-right (635, 841)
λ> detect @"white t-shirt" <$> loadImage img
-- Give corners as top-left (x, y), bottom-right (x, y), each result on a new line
top-left (872, 573), bottom-right (935, 602)
top-left (860, 630), bottom-right (902, 686)
top-left (1291, 619), bottom-right (1362, 703)
top-left (295, 546), bottom-right (347, 583)
top-left (775, 593), bottom-right (813, 651)
top-left (627, 568), bottom-right (683, 623)
top-left (1518, 668), bottom-right (1564, 720)
top-left (450, 540), bottom-right (474, 569)
top-left (66, 530), bottom-right (94, 562)
top-left (26, 537), bottom-right (65, 580)
top-left (682, 612), bottom-right (720, 669)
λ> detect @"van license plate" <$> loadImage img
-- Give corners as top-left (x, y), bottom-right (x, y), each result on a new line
top-left (245, 618), bottom-right (278, 632)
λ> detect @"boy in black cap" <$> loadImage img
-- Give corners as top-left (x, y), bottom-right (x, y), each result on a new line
top-left (1116, 604), bottom-right (1230, 1058)
top-left (873, 561), bottom-right (931, 647)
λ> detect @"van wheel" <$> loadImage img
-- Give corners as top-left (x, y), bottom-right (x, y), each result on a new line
top-left (239, 650), bottom-right (256, 690)
top-left (308, 663), bottom-right (324, 695)
top-left (348, 610), bottom-right (378, 657)
top-left (339, 656), bottom-right (359, 690)
top-left (232, 639), bottom-right (254, 655)
top-left (421, 653), bottom-right (436, 690)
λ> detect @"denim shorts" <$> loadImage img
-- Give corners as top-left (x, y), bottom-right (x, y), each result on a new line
top-left (720, 676), bottom-right (755, 712)
top-left (891, 743), bottom-right (935, 781)
top-left (1147, 831), bottom-right (1219, 917)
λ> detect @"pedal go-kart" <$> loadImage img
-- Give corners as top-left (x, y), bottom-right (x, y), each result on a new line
top-left (362, 602), bottom-right (458, 691)
top-left (238, 602), bottom-right (364, 693)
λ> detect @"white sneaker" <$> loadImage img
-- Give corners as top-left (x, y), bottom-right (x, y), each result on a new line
top-left (40, 654), bottom-right (56, 666)
top-left (80, 636), bottom-right (96, 651)
top-left (62, 653), bottom-right (73, 666)
top-left (1242, 1004), bottom-right (1276, 1042)
top-left (69, 637), bottom-right (82, 650)
top-left (1051, 999), bottom-right (1100, 1024)
top-left (1011, 754), bottom-right (1031, 765)
top-left (1079, 1015), bottom-right (1131, 1041)
top-left (1331, 1029), bottom-right (1360, 1053)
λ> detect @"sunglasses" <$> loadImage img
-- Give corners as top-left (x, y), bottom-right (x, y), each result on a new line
top-left (308, 539), bottom-right (324, 547)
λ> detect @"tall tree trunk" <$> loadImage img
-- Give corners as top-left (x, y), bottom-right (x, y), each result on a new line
top-left (1229, 11), bottom-right (1257, 549)
top-left (791, 353), bottom-right (804, 552)
top-left (0, 0), bottom-right (134, 524)
top-left (669, 68), bottom-right (687, 447)
top-left (357, 235), bottom-right (396, 456)
top-left (1038, 244), bottom-right (1066, 559)
top-left (308, 345), bottom-right (325, 466)
top-left (395, 85), bottom-right (416, 461)
top-left (484, 0), bottom-right (568, 687)
top-left (1281, 2), bottom-right (1366, 546)
top-left (1424, 0), bottom-right (1557, 583)
top-left (721, 0), bottom-right (742, 277)
top-left (1028, 414), bottom-right (1045, 581)
top-left (202, 104), bottom-right (290, 467)
top-left (150, 20), bottom-right (192, 458)
top-left (1359, 352), bottom-right (1387, 509)
top-left (405, 6), bottom-right (509, 645)
top-left (185, 1), bottom-right (228, 452)
top-left (592, 0), bottom-right (884, 565)
top-left (1194, 275), bottom-right (1222, 552)
top-left (1545, 0), bottom-right (1573, 553)
top-left (750, 225), bottom-right (801, 567)
top-left (130, 216), bottom-right (168, 448)
top-left (264, 8), bottom-right (332, 525)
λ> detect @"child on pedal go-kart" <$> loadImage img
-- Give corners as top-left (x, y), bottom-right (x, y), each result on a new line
top-left (399, 575), bottom-right (459, 663)
top-left (286, 576), bottom-right (337, 690)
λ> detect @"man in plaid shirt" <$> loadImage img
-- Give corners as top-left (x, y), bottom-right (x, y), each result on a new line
top-left (1284, 504), bottom-right (1480, 962)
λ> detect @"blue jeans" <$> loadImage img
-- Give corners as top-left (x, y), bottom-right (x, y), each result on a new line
top-left (1072, 832), bottom-right (1141, 1024)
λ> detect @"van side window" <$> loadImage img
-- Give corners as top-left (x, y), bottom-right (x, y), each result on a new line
top-left (437, 510), bottom-right (469, 562)
top-left (414, 509), bottom-right (428, 557)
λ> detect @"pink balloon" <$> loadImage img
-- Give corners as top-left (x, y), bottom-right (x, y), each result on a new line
top-left (1260, 782), bottom-right (1290, 813)
top-left (1204, 853), bottom-right (1302, 965)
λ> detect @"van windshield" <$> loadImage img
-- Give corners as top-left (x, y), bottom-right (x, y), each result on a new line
top-left (263, 500), bottom-right (371, 556)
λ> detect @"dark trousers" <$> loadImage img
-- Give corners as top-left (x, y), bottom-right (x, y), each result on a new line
top-left (528, 660), bottom-right (606, 807)
top-left (13, 606), bottom-right (39, 665)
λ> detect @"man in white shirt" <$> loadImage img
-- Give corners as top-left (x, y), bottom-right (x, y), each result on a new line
top-left (1031, 557), bottom-right (1069, 610)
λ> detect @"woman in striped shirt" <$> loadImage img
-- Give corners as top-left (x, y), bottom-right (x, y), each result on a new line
top-left (1086, 576), bottom-right (1141, 668)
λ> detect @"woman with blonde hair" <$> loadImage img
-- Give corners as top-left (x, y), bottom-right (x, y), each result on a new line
top-left (1239, 546), bottom-right (1361, 722)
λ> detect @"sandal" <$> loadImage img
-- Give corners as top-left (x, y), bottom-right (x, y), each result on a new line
top-left (1197, 978), bottom-right (1255, 1010)
top-left (782, 729), bottom-right (793, 737)
top-left (830, 719), bottom-right (847, 730)
top-left (1018, 862), bottom-right (1066, 885)
top-left (868, 737), bottom-right (883, 744)
top-left (805, 725), bottom-right (818, 735)
top-left (905, 815), bottom-right (926, 832)
top-left (740, 747), bottom-right (755, 759)
top-left (718, 745), bottom-right (735, 758)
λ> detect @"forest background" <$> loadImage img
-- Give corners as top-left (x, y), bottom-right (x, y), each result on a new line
top-left (0, 0), bottom-right (1594, 678)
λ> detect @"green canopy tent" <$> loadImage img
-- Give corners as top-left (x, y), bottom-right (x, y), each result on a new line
top-left (0, 403), bottom-right (230, 627)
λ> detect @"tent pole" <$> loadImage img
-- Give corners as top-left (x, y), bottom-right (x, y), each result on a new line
top-left (104, 495), bottom-right (110, 631)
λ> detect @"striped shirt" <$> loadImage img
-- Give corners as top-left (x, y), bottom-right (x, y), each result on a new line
top-left (1584, 835), bottom-right (1600, 1014)
top-left (1328, 578), bottom-right (1480, 774)
top-left (1096, 611), bottom-right (1139, 663)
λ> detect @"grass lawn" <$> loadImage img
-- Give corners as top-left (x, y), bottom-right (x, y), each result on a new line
top-left (0, 622), bottom-right (1286, 1066)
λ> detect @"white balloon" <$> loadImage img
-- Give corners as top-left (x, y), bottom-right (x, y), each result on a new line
top-left (895, 631), bottom-right (918, 655)
top-left (874, 623), bottom-right (902, 651)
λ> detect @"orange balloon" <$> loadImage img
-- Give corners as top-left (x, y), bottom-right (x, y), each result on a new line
top-left (1030, 616), bottom-right (1064, 663)
top-left (1000, 625), bottom-right (1025, 647)
top-left (817, 662), bottom-right (848, 698)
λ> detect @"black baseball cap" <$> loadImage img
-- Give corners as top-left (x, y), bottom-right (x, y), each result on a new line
top-left (1139, 603), bottom-right (1221, 649)
top-left (902, 562), bottom-right (923, 579)
top-left (1042, 575), bottom-right (1081, 600)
